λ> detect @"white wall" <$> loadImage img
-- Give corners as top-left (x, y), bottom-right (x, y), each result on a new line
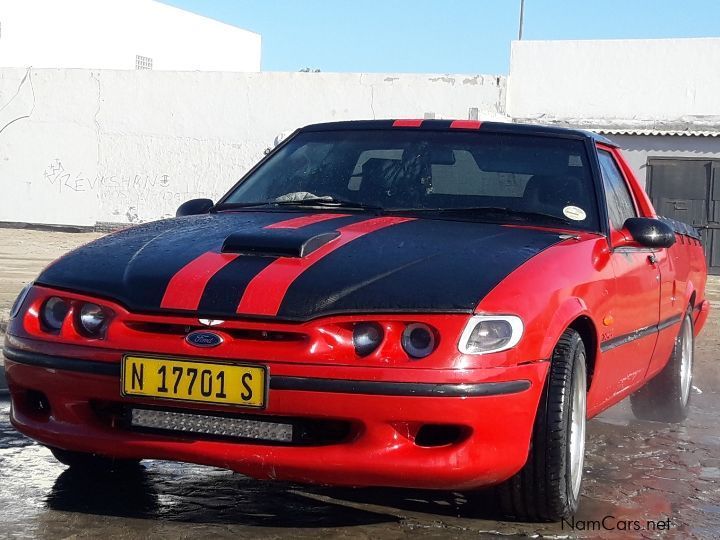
top-left (507, 38), bottom-right (720, 124)
top-left (0, 0), bottom-right (261, 72)
top-left (0, 68), bottom-right (506, 226)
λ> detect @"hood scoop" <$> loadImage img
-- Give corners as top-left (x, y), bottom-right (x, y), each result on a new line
top-left (221, 229), bottom-right (340, 258)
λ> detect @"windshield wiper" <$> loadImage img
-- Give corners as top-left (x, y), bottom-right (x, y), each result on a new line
top-left (393, 206), bottom-right (574, 226)
top-left (214, 197), bottom-right (383, 212)
top-left (272, 196), bottom-right (383, 211)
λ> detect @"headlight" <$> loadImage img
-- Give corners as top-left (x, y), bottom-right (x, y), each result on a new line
top-left (10, 283), bottom-right (33, 319)
top-left (459, 315), bottom-right (523, 354)
top-left (401, 323), bottom-right (436, 358)
top-left (353, 322), bottom-right (384, 357)
top-left (41, 297), bottom-right (70, 331)
top-left (78, 303), bottom-right (109, 336)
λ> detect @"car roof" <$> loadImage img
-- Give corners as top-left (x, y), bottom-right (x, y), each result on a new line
top-left (298, 119), bottom-right (618, 147)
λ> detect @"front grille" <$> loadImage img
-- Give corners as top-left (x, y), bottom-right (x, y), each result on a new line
top-left (131, 408), bottom-right (294, 442)
top-left (92, 402), bottom-right (353, 446)
top-left (124, 321), bottom-right (306, 342)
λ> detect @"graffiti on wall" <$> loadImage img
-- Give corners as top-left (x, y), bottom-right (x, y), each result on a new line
top-left (42, 159), bottom-right (215, 223)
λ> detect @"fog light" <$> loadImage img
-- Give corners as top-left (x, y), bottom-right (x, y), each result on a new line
top-left (401, 323), bottom-right (436, 358)
top-left (353, 322), bottom-right (384, 357)
top-left (25, 390), bottom-right (51, 418)
top-left (78, 303), bottom-right (109, 336)
top-left (41, 297), bottom-right (69, 331)
top-left (415, 424), bottom-right (465, 447)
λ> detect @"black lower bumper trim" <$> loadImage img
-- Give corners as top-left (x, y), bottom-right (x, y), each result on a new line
top-left (3, 347), bottom-right (531, 398)
top-left (3, 347), bottom-right (120, 376)
top-left (269, 376), bottom-right (530, 396)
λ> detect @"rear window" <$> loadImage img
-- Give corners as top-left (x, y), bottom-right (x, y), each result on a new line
top-left (223, 130), bottom-right (599, 231)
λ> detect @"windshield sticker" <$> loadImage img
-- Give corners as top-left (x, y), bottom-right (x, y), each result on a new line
top-left (563, 206), bottom-right (587, 221)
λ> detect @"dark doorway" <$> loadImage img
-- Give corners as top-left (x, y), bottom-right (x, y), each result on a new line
top-left (647, 158), bottom-right (719, 274)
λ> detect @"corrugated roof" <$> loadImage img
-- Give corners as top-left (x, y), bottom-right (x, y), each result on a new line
top-left (594, 128), bottom-right (720, 137)
top-left (511, 118), bottom-right (720, 137)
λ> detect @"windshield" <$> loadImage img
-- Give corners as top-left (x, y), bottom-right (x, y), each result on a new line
top-left (220, 130), bottom-right (600, 231)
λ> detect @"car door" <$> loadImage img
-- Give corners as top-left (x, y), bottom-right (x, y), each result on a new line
top-left (594, 149), bottom-right (660, 400)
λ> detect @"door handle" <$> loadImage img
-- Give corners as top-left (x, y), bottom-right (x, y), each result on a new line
top-left (647, 254), bottom-right (657, 265)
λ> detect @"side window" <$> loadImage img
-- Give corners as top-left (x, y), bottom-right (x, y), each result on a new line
top-left (598, 150), bottom-right (637, 230)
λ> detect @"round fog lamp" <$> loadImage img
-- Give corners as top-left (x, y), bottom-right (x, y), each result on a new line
top-left (401, 323), bottom-right (436, 359)
top-left (79, 303), bottom-right (108, 336)
top-left (41, 297), bottom-right (70, 331)
top-left (353, 322), bottom-right (384, 357)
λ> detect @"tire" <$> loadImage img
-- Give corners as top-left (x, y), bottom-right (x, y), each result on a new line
top-left (49, 447), bottom-right (141, 471)
top-left (630, 308), bottom-right (694, 423)
top-left (495, 328), bottom-right (587, 521)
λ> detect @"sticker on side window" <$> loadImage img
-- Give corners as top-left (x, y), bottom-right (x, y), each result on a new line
top-left (563, 206), bottom-right (587, 221)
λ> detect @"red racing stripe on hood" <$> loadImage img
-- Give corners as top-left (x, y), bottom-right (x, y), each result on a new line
top-left (236, 216), bottom-right (415, 316)
top-left (265, 213), bottom-right (350, 229)
top-left (160, 252), bottom-right (239, 310)
top-left (161, 214), bottom-right (351, 310)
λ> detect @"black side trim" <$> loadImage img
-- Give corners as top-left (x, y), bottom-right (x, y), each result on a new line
top-left (600, 314), bottom-right (683, 353)
top-left (3, 347), bottom-right (120, 376)
top-left (658, 314), bottom-right (684, 331)
top-left (269, 376), bottom-right (531, 397)
top-left (4, 347), bottom-right (531, 398)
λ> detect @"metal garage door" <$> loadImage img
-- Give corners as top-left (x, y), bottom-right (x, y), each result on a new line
top-left (647, 158), bottom-right (720, 274)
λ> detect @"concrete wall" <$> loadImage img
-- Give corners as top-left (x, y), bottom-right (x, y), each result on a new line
top-left (609, 134), bottom-right (720, 188)
top-left (0, 0), bottom-right (261, 72)
top-left (0, 68), bottom-right (506, 226)
top-left (507, 38), bottom-right (720, 124)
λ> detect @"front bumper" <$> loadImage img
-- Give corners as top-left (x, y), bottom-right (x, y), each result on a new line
top-left (4, 346), bottom-right (548, 491)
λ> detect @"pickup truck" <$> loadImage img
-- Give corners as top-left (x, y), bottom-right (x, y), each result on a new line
top-left (4, 119), bottom-right (709, 521)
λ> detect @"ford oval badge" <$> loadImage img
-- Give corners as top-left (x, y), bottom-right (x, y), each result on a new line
top-left (186, 330), bottom-right (223, 348)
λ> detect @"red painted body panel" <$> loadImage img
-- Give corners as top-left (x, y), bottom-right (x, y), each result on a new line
top-left (6, 357), bottom-right (545, 489)
top-left (3, 129), bottom-right (709, 492)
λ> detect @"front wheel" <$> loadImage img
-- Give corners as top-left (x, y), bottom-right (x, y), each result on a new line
top-left (630, 309), bottom-right (694, 423)
top-left (495, 328), bottom-right (587, 521)
top-left (49, 447), bottom-right (141, 471)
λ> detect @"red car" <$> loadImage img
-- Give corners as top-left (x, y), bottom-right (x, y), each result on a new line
top-left (4, 120), bottom-right (709, 521)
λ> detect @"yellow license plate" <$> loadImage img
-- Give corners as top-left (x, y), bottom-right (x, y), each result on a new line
top-left (121, 356), bottom-right (266, 408)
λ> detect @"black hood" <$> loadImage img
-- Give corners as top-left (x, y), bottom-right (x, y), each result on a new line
top-left (37, 211), bottom-right (562, 321)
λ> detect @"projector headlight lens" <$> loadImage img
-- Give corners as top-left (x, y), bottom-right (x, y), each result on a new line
top-left (41, 297), bottom-right (70, 331)
top-left (78, 303), bottom-right (109, 336)
top-left (353, 322), bottom-right (384, 357)
top-left (459, 315), bottom-right (523, 354)
top-left (401, 323), bottom-right (436, 359)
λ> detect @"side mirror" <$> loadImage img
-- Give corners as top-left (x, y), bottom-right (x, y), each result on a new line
top-left (622, 217), bottom-right (676, 249)
top-left (176, 198), bottom-right (214, 217)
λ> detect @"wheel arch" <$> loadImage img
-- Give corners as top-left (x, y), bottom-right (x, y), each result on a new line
top-left (539, 297), bottom-right (599, 390)
top-left (567, 316), bottom-right (598, 390)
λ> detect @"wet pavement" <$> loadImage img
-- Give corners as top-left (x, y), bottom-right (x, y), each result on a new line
top-left (1, 229), bottom-right (719, 539)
